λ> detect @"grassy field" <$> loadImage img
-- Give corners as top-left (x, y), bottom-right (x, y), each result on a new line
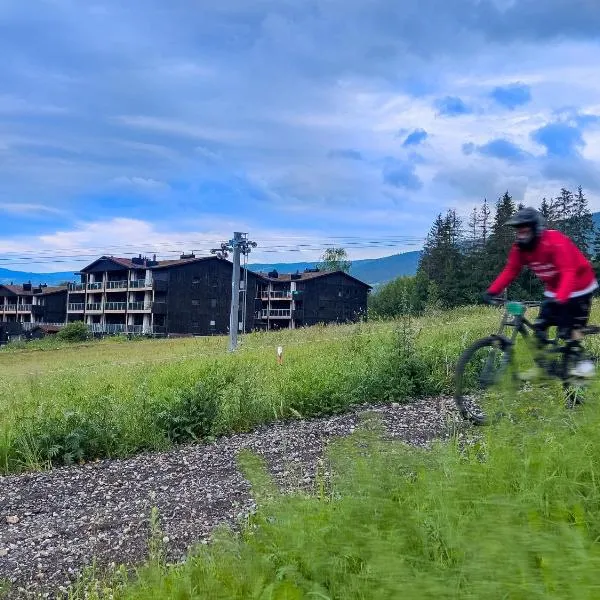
top-left (2, 302), bottom-right (600, 476)
top-left (68, 353), bottom-right (600, 598)
top-left (0, 305), bottom-right (502, 474)
top-left (4, 303), bottom-right (600, 598)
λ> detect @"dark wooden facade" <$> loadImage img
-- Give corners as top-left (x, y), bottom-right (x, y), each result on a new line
top-left (153, 257), bottom-right (260, 336)
top-left (255, 270), bottom-right (371, 330)
top-left (299, 272), bottom-right (370, 326)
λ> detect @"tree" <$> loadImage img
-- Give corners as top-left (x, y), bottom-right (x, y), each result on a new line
top-left (570, 185), bottom-right (594, 257)
top-left (479, 198), bottom-right (491, 244)
top-left (319, 247), bottom-right (351, 273)
top-left (554, 187), bottom-right (576, 235)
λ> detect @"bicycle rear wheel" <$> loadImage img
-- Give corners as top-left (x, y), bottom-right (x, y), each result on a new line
top-left (454, 336), bottom-right (514, 425)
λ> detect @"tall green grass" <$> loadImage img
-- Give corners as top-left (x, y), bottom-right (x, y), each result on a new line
top-left (2, 303), bottom-right (599, 475)
top-left (64, 382), bottom-right (600, 599)
top-left (0, 307), bottom-right (500, 474)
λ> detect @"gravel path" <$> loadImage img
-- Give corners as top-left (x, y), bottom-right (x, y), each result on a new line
top-left (0, 397), bottom-right (464, 599)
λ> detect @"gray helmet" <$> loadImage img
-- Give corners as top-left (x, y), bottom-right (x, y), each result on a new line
top-left (505, 207), bottom-right (545, 251)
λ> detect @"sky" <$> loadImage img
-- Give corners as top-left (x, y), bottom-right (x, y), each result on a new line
top-left (1, 0), bottom-right (600, 272)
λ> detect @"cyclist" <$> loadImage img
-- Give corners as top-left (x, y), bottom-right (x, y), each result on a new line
top-left (483, 206), bottom-right (598, 378)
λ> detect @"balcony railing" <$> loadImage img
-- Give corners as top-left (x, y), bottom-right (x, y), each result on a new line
top-left (87, 323), bottom-right (156, 335)
top-left (68, 283), bottom-right (86, 291)
top-left (86, 303), bottom-right (102, 311)
top-left (261, 308), bottom-right (291, 318)
top-left (128, 301), bottom-right (152, 311)
top-left (129, 279), bottom-right (152, 289)
top-left (106, 280), bottom-right (128, 290)
top-left (105, 302), bottom-right (127, 311)
top-left (68, 303), bottom-right (85, 312)
top-left (0, 305), bottom-right (17, 312)
top-left (17, 304), bottom-right (33, 311)
top-left (259, 290), bottom-right (292, 300)
top-left (87, 282), bottom-right (103, 290)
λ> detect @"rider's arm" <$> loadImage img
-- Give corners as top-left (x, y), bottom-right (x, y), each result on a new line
top-left (487, 245), bottom-right (523, 296)
top-left (553, 235), bottom-right (578, 304)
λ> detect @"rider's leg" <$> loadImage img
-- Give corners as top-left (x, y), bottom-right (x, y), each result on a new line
top-left (565, 294), bottom-right (595, 378)
top-left (520, 300), bottom-right (554, 381)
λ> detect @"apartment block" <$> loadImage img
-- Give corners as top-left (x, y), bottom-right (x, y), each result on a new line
top-left (255, 269), bottom-right (371, 330)
top-left (0, 283), bottom-right (67, 326)
top-left (67, 254), bottom-right (261, 336)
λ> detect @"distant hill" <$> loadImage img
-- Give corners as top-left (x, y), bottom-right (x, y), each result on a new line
top-left (0, 268), bottom-right (77, 286)
top-left (249, 250), bottom-right (421, 286)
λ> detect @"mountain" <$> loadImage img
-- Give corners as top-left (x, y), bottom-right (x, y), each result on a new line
top-left (249, 250), bottom-right (422, 286)
top-left (0, 268), bottom-right (77, 286)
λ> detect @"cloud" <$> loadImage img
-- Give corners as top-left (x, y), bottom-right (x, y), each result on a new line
top-left (434, 96), bottom-right (472, 117)
top-left (490, 83), bottom-right (532, 110)
top-left (382, 159), bottom-right (422, 191)
top-left (111, 176), bottom-right (169, 190)
top-left (0, 203), bottom-right (67, 216)
top-left (530, 122), bottom-right (585, 157)
top-left (402, 129), bottom-right (428, 147)
top-left (1, 0), bottom-right (600, 269)
top-left (327, 149), bottom-right (364, 161)
top-left (463, 138), bottom-right (530, 163)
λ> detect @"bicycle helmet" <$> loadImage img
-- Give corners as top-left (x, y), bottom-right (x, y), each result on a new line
top-left (505, 207), bottom-right (545, 251)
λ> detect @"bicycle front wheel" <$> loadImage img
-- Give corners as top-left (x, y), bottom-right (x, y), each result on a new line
top-left (454, 336), bottom-right (514, 425)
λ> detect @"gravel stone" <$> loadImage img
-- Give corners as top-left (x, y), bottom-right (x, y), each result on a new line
top-left (0, 397), bottom-right (467, 598)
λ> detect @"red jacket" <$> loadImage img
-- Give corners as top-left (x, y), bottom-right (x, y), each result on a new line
top-left (488, 229), bottom-right (598, 303)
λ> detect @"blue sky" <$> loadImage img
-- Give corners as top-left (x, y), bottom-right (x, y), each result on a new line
top-left (1, 0), bottom-right (600, 272)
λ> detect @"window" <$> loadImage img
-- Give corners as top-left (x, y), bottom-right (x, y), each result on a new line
top-left (192, 276), bottom-right (201, 285)
top-left (210, 298), bottom-right (217, 308)
top-left (209, 320), bottom-right (216, 327)
top-left (192, 299), bottom-right (200, 306)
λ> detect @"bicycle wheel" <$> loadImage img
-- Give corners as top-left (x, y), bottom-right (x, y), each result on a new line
top-left (454, 336), bottom-right (514, 425)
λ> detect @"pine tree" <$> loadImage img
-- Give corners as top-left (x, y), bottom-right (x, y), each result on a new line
top-left (479, 198), bottom-right (491, 244)
top-left (570, 185), bottom-right (593, 257)
top-left (555, 188), bottom-right (575, 235)
top-left (467, 207), bottom-right (479, 248)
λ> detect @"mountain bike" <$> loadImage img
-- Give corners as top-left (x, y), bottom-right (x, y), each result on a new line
top-left (454, 298), bottom-right (600, 425)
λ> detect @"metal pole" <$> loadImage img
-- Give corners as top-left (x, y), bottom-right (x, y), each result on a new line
top-left (228, 232), bottom-right (242, 352)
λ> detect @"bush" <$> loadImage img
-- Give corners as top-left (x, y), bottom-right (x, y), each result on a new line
top-left (57, 321), bottom-right (89, 342)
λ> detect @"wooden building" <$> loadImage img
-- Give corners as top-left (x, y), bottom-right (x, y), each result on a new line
top-left (67, 254), bottom-right (261, 336)
top-left (255, 268), bottom-right (371, 330)
top-left (0, 283), bottom-right (67, 327)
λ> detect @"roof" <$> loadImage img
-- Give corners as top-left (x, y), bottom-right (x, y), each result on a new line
top-left (0, 284), bottom-right (68, 296)
top-left (151, 256), bottom-right (216, 270)
top-left (255, 269), bottom-right (372, 288)
top-left (41, 286), bottom-right (68, 295)
top-left (0, 285), bottom-right (32, 296)
top-left (79, 255), bottom-right (218, 272)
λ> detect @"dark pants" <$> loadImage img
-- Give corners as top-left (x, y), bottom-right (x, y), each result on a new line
top-left (534, 293), bottom-right (592, 344)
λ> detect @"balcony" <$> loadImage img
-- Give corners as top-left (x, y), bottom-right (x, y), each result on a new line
top-left (261, 308), bottom-right (291, 319)
top-left (17, 304), bottom-right (33, 312)
top-left (128, 301), bottom-right (152, 311)
top-left (86, 303), bottom-right (102, 312)
top-left (106, 280), bottom-right (128, 290)
top-left (259, 290), bottom-right (292, 300)
top-left (68, 303), bottom-right (85, 312)
top-left (87, 282), bottom-right (104, 291)
top-left (1, 304), bottom-right (16, 312)
top-left (129, 279), bottom-right (152, 289)
top-left (105, 302), bottom-right (127, 312)
top-left (68, 283), bottom-right (86, 292)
